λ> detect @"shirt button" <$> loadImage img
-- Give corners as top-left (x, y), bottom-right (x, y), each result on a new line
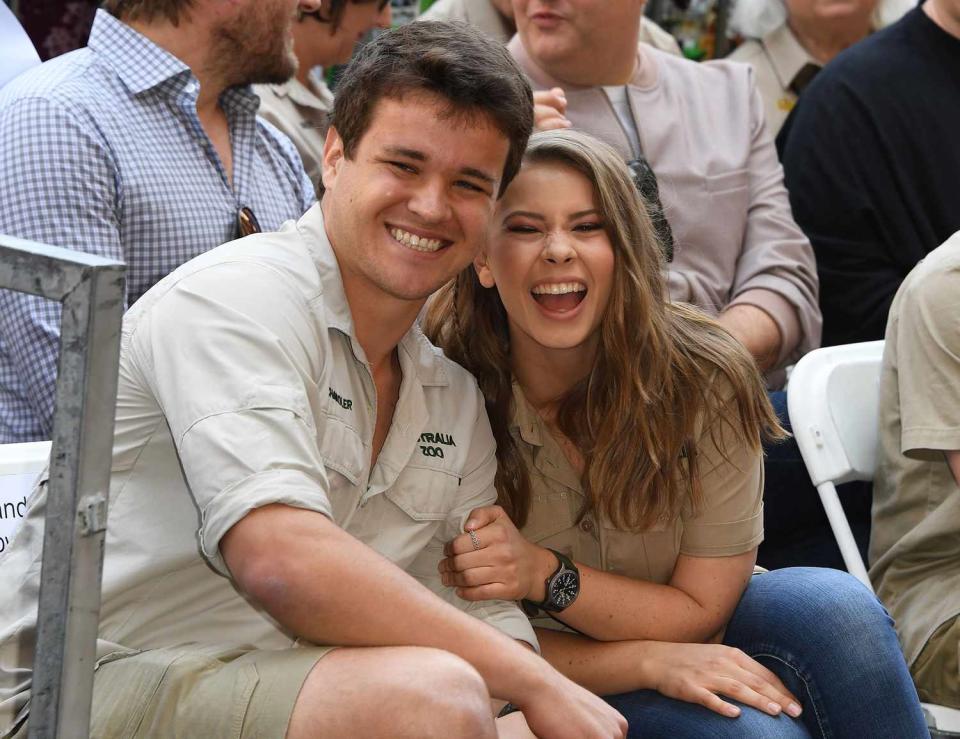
top-left (579, 518), bottom-right (594, 534)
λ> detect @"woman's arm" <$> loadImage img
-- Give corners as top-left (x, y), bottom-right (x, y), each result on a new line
top-left (439, 505), bottom-right (755, 643)
top-left (535, 628), bottom-right (801, 719)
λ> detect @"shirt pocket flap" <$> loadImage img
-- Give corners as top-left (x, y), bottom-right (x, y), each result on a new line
top-left (522, 486), bottom-right (578, 544)
top-left (704, 168), bottom-right (749, 194)
top-left (317, 412), bottom-right (365, 486)
top-left (385, 466), bottom-right (461, 521)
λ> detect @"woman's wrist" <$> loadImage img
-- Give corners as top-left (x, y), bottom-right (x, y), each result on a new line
top-left (525, 545), bottom-right (560, 602)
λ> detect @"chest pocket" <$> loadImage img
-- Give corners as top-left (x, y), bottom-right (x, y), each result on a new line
top-left (385, 464), bottom-right (461, 521)
top-left (317, 411), bottom-right (366, 487)
top-left (521, 477), bottom-right (579, 544)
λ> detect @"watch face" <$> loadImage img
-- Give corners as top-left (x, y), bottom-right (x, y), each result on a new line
top-left (551, 571), bottom-right (579, 608)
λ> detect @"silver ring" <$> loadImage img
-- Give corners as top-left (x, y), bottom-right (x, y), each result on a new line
top-left (469, 530), bottom-right (481, 551)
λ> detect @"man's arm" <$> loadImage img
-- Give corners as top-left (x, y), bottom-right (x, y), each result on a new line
top-left (725, 73), bottom-right (821, 368)
top-left (779, 72), bottom-right (917, 347)
top-left (946, 450), bottom-right (960, 487)
top-left (0, 96), bottom-right (123, 436)
top-left (716, 304), bottom-right (781, 372)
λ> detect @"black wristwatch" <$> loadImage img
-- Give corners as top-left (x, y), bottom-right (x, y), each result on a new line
top-left (525, 549), bottom-right (580, 613)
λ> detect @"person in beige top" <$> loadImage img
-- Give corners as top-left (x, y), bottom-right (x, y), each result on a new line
top-left (422, 0), bottom-right (683, 55)
top-left (871, 232), bottom-right (960, 709)
top-left (256, 0), bottom-right (390, 197)
top-left (728, 0), bottom-right (909, 135)
top-left (0, 24), bottom-right (628, 739)
top-left (427, 128), bottom-right (928, 736)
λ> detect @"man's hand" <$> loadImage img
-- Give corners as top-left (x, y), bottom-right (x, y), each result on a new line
top-left (439, 505), bottom-right (557, 602)
top-left (517, 670), bottom-right (628, 739)
top-left (639, 641), bottom-right (803, 720)
top-left (717, 304), bottom-right (783, 372)
top-left (534, 87), bottom-right (572, 131)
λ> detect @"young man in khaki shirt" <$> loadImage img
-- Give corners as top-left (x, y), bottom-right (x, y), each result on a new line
top-left (871, 231), bottom-right (960, 709)
top-left (0, 21), bottom-right (625, 739)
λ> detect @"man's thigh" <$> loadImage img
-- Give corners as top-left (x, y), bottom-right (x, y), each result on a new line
top-left (90, 643), bottom-right (332, 739)
top-left (913, 616), bottom-right (960, 709)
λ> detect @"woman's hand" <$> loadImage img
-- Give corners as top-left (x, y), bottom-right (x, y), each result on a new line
top-left (439, 505), bottom-right (558, 602)
top-left (639, 641), bottom-right (803, 720)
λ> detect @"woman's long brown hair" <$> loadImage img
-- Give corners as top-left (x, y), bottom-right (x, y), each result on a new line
top-left (424, 129), bottom-right (784, 531)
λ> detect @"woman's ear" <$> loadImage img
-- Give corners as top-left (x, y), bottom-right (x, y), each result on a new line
top-left (474, 253), bottom-right (496, 288)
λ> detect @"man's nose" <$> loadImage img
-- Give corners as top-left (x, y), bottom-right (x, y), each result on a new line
top-left (298, 0), bottom-right (324, 14)
top-left (408, 181), bottom-right (452, 224)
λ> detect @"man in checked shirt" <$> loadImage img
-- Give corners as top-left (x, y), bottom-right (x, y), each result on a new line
top-left (0, 0), bottom-right (321, 442)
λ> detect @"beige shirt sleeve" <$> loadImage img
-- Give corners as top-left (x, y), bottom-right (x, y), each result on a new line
top-left (404, 392), bottom-right (539, 650)
top-left (679, 387), bottom-right (765, 556)
top-left (131, 260), bottom-right (334, 575)
top-left (894, 263), bottom-right (960, 459)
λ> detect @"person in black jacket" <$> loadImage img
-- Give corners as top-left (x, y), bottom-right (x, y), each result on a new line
top-left (778, 0), bottom-right (960, 348)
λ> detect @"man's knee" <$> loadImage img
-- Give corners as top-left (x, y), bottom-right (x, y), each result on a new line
top-left (291, 646), bottom-right (494, 739)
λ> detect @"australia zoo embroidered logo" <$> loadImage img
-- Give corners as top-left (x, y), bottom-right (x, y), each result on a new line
top-left (418, 432), bottom-right (456, 458)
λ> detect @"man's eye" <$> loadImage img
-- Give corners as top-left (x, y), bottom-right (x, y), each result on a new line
top-left (455, 180), bottom-right (488, 194)
top-left (388, 161), bottom-right (417, 174)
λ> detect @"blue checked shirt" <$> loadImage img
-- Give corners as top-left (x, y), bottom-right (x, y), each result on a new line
top-left (0, 10), bottom-right (316, 442)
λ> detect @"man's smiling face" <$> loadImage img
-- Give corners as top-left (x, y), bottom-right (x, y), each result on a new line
top-left (321, 92), bottom-right (511, 305)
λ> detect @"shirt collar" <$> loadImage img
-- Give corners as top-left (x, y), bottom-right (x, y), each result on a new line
top-left (762, 24), bottom-right (820, 92)
top-left (510, 382), bottom-right (544, 447)
top-left (296, 205), bottom-right (449, 387)
top-left (87, 10), bottom-right (192, 95)
top-left (267, 76), bottom-right (334, 111)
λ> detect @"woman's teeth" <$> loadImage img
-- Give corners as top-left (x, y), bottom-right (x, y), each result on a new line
top-left (390, 227), bottom-right (443, 253)
top-left (531, 282), bottom-right (587, 295)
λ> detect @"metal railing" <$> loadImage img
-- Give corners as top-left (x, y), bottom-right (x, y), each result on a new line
top-left (0, 235), bottom-right (124, 739)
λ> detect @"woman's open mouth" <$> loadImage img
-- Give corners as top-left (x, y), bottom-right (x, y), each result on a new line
top-left (531, 281), bottom-right (587, 312)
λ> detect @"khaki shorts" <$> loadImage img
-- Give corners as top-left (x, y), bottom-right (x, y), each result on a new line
top-left (912, 615), bottom-right (959, 709)
top-left (19, 643), bottom-right (333, 739)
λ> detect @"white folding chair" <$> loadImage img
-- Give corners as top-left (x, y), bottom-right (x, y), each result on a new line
top-left (787, 341), bottom-right (960, 734)
top-left (0, 441), bottom-right (51, 553)
top-left (787, 340), bottom-right (883, 588)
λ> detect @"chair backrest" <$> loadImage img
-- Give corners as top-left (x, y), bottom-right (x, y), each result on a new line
top-left (786, 341), bottom-right (885, 488)
top-left (0, 441), bottom-right (51, 553)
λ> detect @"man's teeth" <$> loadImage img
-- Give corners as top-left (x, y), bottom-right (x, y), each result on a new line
top-left (390, 227), bottom-right (444, 252)
top-left (531, 282), bottom-right (587, 295)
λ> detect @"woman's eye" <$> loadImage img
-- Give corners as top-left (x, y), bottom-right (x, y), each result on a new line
top-left (573, 222), bottom-right (604, 232)
top-left (506, 224), bottom-right (539, 234)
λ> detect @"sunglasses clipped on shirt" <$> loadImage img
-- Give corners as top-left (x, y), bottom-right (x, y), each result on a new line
top-left (236, 206), bottom-right (262, 239)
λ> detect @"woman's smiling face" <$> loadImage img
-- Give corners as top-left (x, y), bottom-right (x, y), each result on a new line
top-left (475, 159), bottom-right (615, 354)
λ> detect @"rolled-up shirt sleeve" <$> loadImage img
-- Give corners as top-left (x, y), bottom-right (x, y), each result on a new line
top-left (129, 259), bottom-right (333, 575)
top-left (679, 383), bottom-right (765, 557)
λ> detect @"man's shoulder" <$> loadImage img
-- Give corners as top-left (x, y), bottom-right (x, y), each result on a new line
top-left (896, 233), bottom-right (960, 310)
top-left (727, 38), bottom-right (765, 65)
top-left (0, 47), bottom-right (116, 118)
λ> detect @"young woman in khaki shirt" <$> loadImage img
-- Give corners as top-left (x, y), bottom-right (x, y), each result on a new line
top-left (426, 130), bottom-right (927, 737)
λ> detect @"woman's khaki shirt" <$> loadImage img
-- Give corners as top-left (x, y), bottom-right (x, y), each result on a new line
top-left (512, 383), bottom-right (764, 588)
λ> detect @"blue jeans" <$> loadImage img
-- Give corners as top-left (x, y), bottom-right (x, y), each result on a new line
top-left (603, 568), bottom-right (929, 738)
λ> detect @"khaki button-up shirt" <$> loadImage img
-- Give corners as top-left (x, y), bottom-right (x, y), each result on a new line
top-left (510, 383), bottom-right (764, 629)
top-left (256, 75), bottom-right (333, 198)
top-left (728, 25), bottom-right (820, 137)
top-left (871, 233), bottom-right (960, 668)
top-left (0, 205), bottom-right (535, 732)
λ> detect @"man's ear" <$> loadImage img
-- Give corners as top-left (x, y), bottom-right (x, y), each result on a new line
top-left (321, 125), bottom-right (345, 191)
top-left (474, 253), bottom-right (496, 288)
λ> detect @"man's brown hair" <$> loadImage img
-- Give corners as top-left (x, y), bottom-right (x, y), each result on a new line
top-left (102, 0), bottom-right (195, 25)
top-left (331, 20), bottom-right (534, 196)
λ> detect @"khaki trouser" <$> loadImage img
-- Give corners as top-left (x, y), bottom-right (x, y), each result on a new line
top-left (913, 616), bottom-right (960, 709)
